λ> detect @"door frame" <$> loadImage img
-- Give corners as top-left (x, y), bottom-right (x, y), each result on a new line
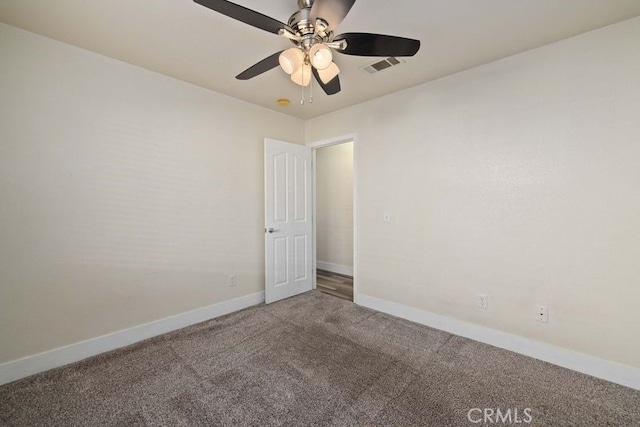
top-left (307, 133), bottom-right (359, 304)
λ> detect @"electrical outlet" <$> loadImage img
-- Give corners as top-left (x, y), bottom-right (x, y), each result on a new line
top-left (536, 305), bottom-right (549, 323)
top-left (383, 212), bottom-right (392, 223)
top-left (477, 294), bottom-right (489, 310)
top-left (229, 274), bottom-right (237, 287)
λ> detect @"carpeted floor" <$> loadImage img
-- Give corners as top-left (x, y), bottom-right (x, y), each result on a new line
top-left (1, 291), bottom-right (639, 426)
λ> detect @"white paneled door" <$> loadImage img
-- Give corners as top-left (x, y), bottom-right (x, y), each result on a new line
top-left (264, 139), bottom-right (313, 304)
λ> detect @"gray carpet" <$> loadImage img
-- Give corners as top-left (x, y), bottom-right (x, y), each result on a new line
top-left (1, 291), bottom-right (638, 426)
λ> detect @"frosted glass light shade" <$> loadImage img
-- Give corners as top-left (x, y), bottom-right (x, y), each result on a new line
top-left (279, 48), bottom-right (304, 75)
top-left (317, 62), bottom-right (340, 84)
top-left (291, 63), bottom-right (312, 86)
top-left (309, 44), bottom-right (333, 70)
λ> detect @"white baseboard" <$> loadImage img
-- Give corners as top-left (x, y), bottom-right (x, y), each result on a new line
top-left (357, 294), bottom-right (640, 391)
top-left (317, 261), bottom-right (353, 277)
top-left (0, 291), bottom-right (265, 386)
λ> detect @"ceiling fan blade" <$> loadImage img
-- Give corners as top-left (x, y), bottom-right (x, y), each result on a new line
top-left (194, 0), bottom-right (287, 34)
top-left (312, 68), bottom-right (341, 95)
top-left (310, 0), bottom-right (356, 31)
top-left (334, 32), bottom-right (420, 57)
top-left (236, 51), bottom-right (283, 80)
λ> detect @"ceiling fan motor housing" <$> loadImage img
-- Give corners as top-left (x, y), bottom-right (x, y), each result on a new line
top-left (288, 3), bottom-right (331, 53)
top-left (289, 9), bottom-right (315, 37)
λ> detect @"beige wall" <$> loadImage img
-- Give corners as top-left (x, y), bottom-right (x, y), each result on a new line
top-left (306, 18), bottom-right (640, 368)
top-left (2, 15), bottom-right (640, 373)
top-left (0, 23), bottom-right (304, 364)
top-left (316, 142), bottom-right (354, 269)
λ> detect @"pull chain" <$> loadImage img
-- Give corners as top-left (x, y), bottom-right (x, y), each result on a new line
top-left (309, 73), bottom-right (313, 104)
top-left (300, 65), bottom-right (305, 105)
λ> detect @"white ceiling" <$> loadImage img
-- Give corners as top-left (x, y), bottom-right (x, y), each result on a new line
top-left (1, 0), bottom-right (640, 119)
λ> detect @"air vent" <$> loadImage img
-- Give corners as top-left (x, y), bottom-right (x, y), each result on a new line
top-left (360, 57), bottom-right (404, 75)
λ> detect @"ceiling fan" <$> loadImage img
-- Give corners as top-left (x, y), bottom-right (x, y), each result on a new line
top-left (193, 0), bottom-right (421, 96)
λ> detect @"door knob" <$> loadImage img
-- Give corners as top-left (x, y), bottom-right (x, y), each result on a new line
top-left (266, 228), bottom-right (278, 234)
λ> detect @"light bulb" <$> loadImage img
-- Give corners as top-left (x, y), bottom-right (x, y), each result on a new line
top-left (291, 63), bottom-right (312, 86)
top-left (309, 44), bottom-right (333, 70)
top-left (279, 48), bottom-right (304, 75)
top-left (317, 62), bottom-right (340, 84)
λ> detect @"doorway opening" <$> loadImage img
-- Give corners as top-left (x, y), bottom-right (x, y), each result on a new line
top-left (313, 139), bottom-right (355, 302)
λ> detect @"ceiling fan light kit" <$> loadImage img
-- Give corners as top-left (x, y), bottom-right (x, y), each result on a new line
top-left (309, 43), bottom-right (333, 70)
top-left (194, 0), bottom-right (421, 97)
top-left (318, 62), bottom-right (340, 84)
top-left (291, 63), bottom-right (313, 86)
top-left (279, 48), bottom-right (305, 75)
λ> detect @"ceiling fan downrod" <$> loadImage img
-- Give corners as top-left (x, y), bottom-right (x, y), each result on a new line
top-left (297, 0), bottom-right (314, 9)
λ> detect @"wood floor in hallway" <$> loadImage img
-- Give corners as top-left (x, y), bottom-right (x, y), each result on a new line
top-left (316, 269), bottom-right (353, 301)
